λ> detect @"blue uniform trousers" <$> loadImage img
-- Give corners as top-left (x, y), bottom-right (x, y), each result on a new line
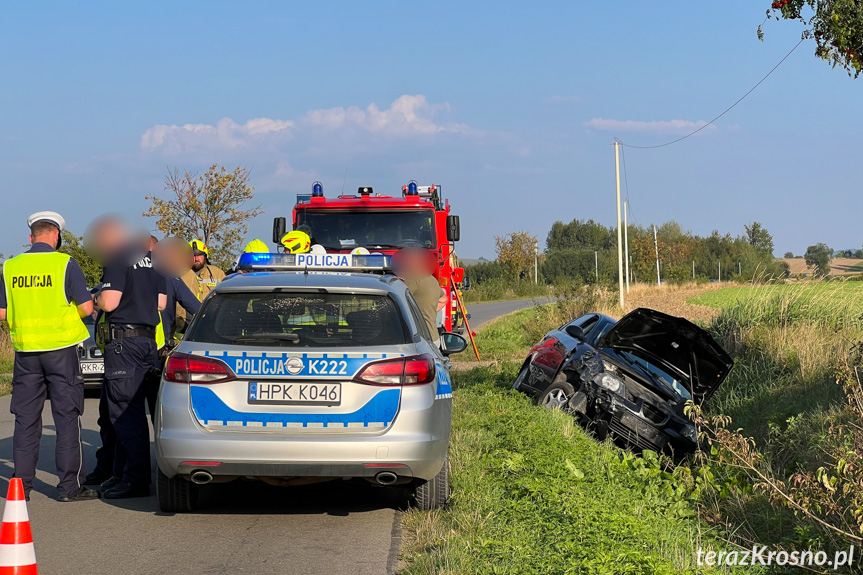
top-left (10, 345), bottom-right (86, 497)
top-left (97, 336), bottom-right (157, 486)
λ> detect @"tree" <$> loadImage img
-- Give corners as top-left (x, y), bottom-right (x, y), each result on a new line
top-left (144, 165), bottom-right (263, 270)
top-left (759, 1), bottom-right (863, 77)
top-left (59, 230), bottom-right (102, 287)
top-left (744, 222), bottom-right (775, 255)
top-left (495, 231), bottom-right (538, 281)
top-left (804, 242), bottom-right (832, 277)
top-left (783, 251), bottom-right (795, 258)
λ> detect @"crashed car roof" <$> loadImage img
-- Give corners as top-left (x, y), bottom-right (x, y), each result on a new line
top-left (598, 307), bottom-right (733, 403)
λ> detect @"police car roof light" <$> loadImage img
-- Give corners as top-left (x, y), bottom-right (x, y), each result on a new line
top-left (236, 252), bottom-right (392, 273)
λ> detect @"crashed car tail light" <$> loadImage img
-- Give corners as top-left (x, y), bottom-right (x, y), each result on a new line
top-left (164, 352), bottom-right (236, 384)
top-left (352, 354), bottom-right (436, 386)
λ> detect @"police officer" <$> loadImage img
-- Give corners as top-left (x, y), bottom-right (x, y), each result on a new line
top-left (90, 220), bottom-right (167, 499)
top-left (175, 239), bottom-right (224, 334)
top-left (0, 212), bottom-right (100, 502)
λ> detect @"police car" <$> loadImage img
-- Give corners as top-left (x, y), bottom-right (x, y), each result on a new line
top-left (154, 252), bottom-right (467, 512)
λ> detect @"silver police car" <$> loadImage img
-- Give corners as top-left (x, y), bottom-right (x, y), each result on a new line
top-left (154, 253), bottom-right (467, 512)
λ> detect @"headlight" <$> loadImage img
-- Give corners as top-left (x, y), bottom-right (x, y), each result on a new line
top-left (596, 372), bottom-right (623, 393)
top-left (682, 424), bottom-right (697, 443)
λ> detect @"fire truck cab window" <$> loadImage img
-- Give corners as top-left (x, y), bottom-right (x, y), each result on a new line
top-left (297, 210), bottom-right (435, 250)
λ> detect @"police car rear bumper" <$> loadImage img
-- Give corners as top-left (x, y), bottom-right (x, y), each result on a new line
top-left (156, 433), bottom-right (448, 482)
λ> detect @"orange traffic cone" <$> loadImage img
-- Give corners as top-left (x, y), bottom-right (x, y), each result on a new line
top-left (0, 479), bottom-right (38, 574)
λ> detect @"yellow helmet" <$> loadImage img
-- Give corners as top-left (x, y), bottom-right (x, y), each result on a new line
top-left (189, 239), bottom-right (208, 256)
top-left (280, 230), bottom-right (311, 254)
top-left (243, 239), bottom-right (269, 254)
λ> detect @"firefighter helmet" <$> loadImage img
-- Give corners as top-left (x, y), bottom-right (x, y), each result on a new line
top-left (280, 231), bottom-right (311, 254)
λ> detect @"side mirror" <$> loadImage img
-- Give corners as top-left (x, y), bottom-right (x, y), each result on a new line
top-left (446, 215), bottom-right (460, 242)
top-left (440, 332), bottom-right (468, 356)
top-left (272, 217), bottom-right (287, 243)
top-left (453, 267), bottom-right (465, 283)
top-left (565, 324), bottom-right (585, 340)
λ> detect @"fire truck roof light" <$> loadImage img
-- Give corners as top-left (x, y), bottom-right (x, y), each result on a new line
top-left (312, 181), bottom-right (324, 197)
top-left (407, 181), bottom-right (418, 196)
top-left (358, 186), bottom-right (373, 195)
top-left (237, 252), bottom-right (392, 272)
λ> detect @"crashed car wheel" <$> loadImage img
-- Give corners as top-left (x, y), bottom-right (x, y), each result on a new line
top-left (512, 364), bottom-right (530, 391)
top-left (538, 381), bottom-right (575, 411)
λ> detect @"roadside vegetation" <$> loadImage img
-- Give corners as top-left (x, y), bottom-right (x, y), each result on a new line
top-left (405, 280), bottom-right (863, 573)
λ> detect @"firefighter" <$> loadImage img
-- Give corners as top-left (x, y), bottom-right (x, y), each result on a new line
top-left (0, 211), bottom-right (100, 502)
top-left (175, 239), bottom-right (224, 334)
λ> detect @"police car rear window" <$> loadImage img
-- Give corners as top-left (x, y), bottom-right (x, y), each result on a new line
top-left (186, 292), bottom-right (409, 347)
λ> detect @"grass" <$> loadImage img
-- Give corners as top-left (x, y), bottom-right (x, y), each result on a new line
top-left (461, 278), bottom-right (559, 305)
top-left (400, 364), bottom-right (755, 574)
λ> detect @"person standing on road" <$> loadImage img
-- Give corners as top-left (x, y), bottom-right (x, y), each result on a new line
top-left (175, 239), bottom-right (224, 335)
top-left (0, 212), bottom-right (100, 502)
top-left (87, 216), bottom-right (167, 499)
top-left (394, 248), bottom-right (447, 346)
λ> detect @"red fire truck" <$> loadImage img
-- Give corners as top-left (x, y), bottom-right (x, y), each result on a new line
top-left (272, 181), bottom-right (466, 333)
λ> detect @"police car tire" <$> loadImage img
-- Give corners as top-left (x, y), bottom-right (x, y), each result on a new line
top-left (157, 468), bottom-right (198, 512)
top-left (414, 454), bottom-right (450, 510)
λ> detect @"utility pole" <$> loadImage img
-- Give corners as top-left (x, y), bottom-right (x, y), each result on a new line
top-left (718, 261), bottom-right (721, 282)
top-left (652, 224), bottom-right (660, 286)
top-left (624, 201), bottom-right (630, 293)
top-left (692, 260), bottom-right (695, 280)
top-left (534, 241), bottom-right (538, 285)
top-left (738, 261), bottom-right (741, 276)
top-left (614, 142), bottom-right (624, 307)
top-left (595, 251), bottom-right (599, 283)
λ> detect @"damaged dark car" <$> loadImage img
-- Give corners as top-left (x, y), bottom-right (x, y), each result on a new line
top-left (512, 308), bottom-right (733, 455)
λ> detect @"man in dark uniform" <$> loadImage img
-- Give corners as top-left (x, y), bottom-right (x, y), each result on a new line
top-left (89, 220), bottom-right (167, 499)
top-left (0, 211), bottom-right (100, 502)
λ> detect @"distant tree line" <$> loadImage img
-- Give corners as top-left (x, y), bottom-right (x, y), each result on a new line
top-left (467, 219), bottom-right (792, 286)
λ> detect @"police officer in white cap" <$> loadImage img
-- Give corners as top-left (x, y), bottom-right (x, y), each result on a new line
top-left (0, 212), bottom-right (100, 502)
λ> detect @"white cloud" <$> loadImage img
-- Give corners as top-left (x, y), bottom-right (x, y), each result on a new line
top-left (141, 95), bottom-right (468, 154)
top-left (141, 117), bottom-right (293, 153)
top-left (584, 117), bottom-right (717, 135)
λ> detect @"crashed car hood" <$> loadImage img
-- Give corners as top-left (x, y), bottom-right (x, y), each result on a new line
top-left (598, 307), bottom-right (733, 402)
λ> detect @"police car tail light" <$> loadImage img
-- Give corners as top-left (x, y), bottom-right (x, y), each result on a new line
top-left (164, 352), bottom-right (237, 384)
top-left (352, 354), bottom-right (436, 386)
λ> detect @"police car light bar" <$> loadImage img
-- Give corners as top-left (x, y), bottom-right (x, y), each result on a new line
top-left (237, 252), bottom-right (392, 272)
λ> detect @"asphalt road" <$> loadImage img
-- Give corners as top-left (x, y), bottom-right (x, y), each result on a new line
top-left (465, 297), bottom-right (554, 330)
top-left (0, 299), bottom-right (536, 575)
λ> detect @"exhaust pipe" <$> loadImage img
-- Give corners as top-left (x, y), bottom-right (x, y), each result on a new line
top-left (375, 471), bottom-right (398, 486)
top-left (190, 470), bottom-right (213, 485)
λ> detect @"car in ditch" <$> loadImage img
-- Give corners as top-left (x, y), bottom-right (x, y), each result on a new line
top-left (512, 308), bottom-right (733, 455)
top-left (154, 252), bottom-right (467, 512)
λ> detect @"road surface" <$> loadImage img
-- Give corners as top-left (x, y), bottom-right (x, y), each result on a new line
top-left (465, 297), bottom-right (554, 330)
top-left (0, 300), bottom-right (536, 575)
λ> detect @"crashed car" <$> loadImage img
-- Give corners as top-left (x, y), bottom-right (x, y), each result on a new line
top-left (512, 308), bottom-right (733, 455)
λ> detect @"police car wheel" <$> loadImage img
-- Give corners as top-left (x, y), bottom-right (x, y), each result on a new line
top-left (414, 454), bottom-right (450, 511)
top-left (157, 468), bottom-right (199, 512)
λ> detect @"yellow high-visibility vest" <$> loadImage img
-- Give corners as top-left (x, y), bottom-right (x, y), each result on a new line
top-left (3, 252), bottom-right (89, 352)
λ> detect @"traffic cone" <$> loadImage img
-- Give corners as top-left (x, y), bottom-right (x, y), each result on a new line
top-left (0, 478), bottom-right (38, 574)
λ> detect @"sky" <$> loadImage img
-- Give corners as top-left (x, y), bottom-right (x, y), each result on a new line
top-left (1, 1), bottom-right (860, 260)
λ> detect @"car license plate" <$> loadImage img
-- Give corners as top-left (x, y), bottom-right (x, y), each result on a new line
top-left (248, 382), bottom-right (341, 406)
top-left (81, 362), bottom-right (104, 374)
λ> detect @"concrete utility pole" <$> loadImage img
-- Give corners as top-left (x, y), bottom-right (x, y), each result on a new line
top-left (595, 251), bottom-right (599, 283)
top-left (534, 241), bottom-right (538, 285)
top-left (623, 201), bottom-right (630, 293)
top-left (614, 142), bottom-right (624, 307)
top-left (653, 224), bottom-right (660, 286)
top-left (718, 261), bottom-right (721, 282)
top-left (692, 260), bottom-right (695, 280)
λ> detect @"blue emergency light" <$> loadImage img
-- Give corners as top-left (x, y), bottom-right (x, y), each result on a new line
top-left (407, 181), bottom-right (418, 196)
top-left (312, 181), bottom-right (324, 197)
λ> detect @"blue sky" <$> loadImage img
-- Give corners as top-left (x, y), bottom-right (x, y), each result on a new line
top-left (1, 1), bottom-right (860, 260)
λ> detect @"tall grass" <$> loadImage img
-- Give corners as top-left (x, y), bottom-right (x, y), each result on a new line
top-left (0, 323), bottom-right (13, 375)
top-left (461, 278), bottom-right (556, 304)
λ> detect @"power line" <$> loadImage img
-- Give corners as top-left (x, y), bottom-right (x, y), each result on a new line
top-left (617, 38), bottom-right (804, 149)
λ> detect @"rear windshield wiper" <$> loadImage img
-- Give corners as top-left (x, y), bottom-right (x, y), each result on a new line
top-left (231, 333), bottom-right (300, 343)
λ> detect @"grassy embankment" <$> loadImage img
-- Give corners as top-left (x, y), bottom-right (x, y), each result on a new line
top-left (402, 285), bottom-right (758, 574)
